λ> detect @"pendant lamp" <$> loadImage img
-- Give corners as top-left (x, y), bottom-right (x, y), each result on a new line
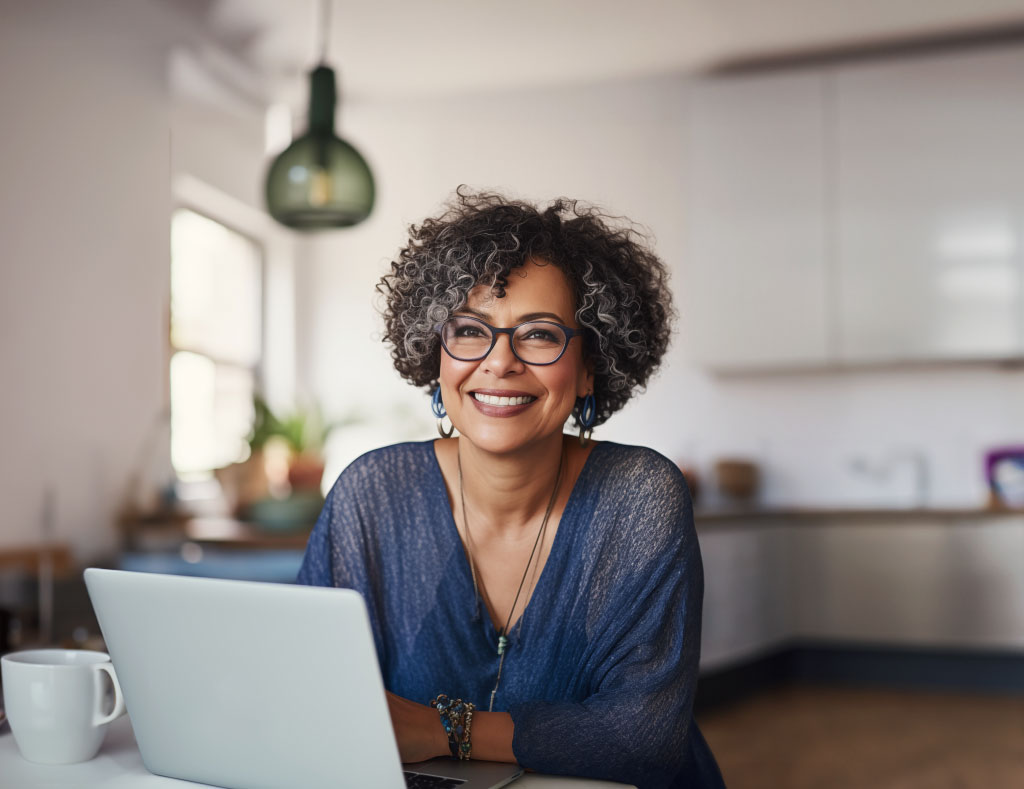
top-left (265, 0), bottom-right (374, 229)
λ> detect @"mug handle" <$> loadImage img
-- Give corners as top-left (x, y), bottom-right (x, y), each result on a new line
top-left (92, 662), bottom-right (127, 727)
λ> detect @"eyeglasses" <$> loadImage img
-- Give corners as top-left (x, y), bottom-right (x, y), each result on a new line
top-left (437, 315), bottom-right (584, 366)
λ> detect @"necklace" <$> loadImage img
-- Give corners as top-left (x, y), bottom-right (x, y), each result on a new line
top-left (457, 441), bottom-right (566, 711)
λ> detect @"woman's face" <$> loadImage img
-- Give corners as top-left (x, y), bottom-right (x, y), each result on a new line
top-left (439, 259), bottom-right (593, 456)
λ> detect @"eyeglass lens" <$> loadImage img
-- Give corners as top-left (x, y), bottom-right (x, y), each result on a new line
top-left (442, 317), bottom-right (568, 364)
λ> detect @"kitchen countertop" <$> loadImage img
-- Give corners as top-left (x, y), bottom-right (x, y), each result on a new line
top-left (694, 505), bottom-right (1024, 523)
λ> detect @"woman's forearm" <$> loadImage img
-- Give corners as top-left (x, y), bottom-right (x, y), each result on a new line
top-left (468, 710), bottom-right (517, 763)
top-left (389, 692), bottom-right (519, 765)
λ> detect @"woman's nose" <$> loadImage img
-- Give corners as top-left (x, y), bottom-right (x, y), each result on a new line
top-left (482, 332), bottom-right (523, 376)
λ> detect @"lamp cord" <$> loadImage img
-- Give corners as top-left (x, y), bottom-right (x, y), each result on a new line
top-left (318, 0), bottom-right (331, 63)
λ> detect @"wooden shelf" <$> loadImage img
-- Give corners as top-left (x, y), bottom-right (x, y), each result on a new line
top-left (183, 517), bottom-right (312, 550)
top-left (121, 516), bottom-right (312, 551)
top-left (0, 545), bottom-right (74, 576)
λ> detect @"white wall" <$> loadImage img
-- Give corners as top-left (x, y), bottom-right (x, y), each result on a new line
top-left (299, 76), bottom-right (1024, 508)
top-left (0, 1), bottom-right (173, 560)
top-left (675, 364), bottom-right (1024, 509)
top-left (0, 1), bottom-right (272, 561)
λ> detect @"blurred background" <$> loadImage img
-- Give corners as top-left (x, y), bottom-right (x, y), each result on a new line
top-left (3, 1), bottom-right (1024, 785)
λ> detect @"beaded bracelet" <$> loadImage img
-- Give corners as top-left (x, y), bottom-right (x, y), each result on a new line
top-left (430, 694), bottom-right (475, 760)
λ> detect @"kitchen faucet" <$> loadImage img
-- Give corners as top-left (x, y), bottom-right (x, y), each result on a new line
top-left (849, 449), bottom-right (930, 507)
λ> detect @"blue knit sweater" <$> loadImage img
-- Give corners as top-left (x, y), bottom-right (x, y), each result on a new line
top-left (296, 440), bottom-right (724, 789)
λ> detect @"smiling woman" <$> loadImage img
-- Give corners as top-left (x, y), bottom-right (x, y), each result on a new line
top-left (436, 260), bottom-right (591, 457)
top-left (380, 189), bottom-right (673, 430)
top-left (297, 189), bottom-right (724, 789)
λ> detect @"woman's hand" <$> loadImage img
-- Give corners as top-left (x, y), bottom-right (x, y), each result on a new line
top-left (386, 691), bottom-right (448, 764)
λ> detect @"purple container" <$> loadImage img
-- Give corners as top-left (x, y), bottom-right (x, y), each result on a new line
top-left (985, 446), bottom-right (1024, 507)
top-left (985, 447), bottom-right (1024, 482)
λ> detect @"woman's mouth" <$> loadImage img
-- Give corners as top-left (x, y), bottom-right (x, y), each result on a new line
top-left (471, 393), bottom-right (537, 406)
top-left (468, 391), bottom-right (538, 417)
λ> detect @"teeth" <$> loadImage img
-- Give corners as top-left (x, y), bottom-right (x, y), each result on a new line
top-left (473, 393), bottom-right (534, 406)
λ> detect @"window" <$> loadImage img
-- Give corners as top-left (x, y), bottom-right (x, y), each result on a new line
top-left (170, 208), bottom-right (263, 478)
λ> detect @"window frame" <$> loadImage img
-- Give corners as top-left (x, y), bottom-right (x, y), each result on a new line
top-left (168, 202), bottom-right (268, 477)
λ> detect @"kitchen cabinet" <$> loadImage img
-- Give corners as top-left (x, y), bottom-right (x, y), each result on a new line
top-left (683, 72), bottom-right (831, 369)
top-left (835, 46), bottom-right (1024, 362)
top-left (697, 511), bottom-right (1024, 663)
top-left (697, 523), bottom-right (792, 670)
top-left (685, 43), bottom-right (1024, 369)
top-left (789, 515), bottom-right (1024, 648)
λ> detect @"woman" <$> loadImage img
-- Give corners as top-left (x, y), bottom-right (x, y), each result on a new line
top-left (297, 190), bottom-right (724, 789)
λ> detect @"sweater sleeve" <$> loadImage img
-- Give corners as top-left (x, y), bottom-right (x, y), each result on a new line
top-left (295, 452), bottom-right (379, 590)
top-left (294, 453), bottom-right (389, 659)
top-left (295, 487), bottom-right (334, 587)
top-left (508, 454), bottom-right (705, 789)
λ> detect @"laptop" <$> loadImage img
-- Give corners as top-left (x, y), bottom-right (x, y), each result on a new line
top-left (84, 568), bottom-right (523, 789)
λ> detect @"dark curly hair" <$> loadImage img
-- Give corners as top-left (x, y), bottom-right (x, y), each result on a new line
top-left (376, 188), bottom-right (674, 427)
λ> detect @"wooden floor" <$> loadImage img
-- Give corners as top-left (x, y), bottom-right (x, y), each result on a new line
top-left (696, 685), bottom-right (1024, 788)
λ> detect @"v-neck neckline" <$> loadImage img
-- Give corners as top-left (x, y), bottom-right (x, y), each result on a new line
top-left (427, 439), bottom-right (607, 648)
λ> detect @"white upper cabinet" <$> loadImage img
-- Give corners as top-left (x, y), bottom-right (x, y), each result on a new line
top-left (684, 72), bottom-right (832, 369)
top-left (835, 47), bottom-right (1024, 362)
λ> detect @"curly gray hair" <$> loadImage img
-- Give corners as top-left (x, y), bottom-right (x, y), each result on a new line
top-left (376, 188), bottom-right (674, 427)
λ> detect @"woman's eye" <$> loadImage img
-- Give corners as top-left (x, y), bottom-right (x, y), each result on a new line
top-left (523, 329), bottom-right (558, 342)
top-left (454, 326), bottom-right (485, 338)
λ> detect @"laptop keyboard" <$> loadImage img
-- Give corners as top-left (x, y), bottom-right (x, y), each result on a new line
top-left (403, 771), bottom-right (465, 788)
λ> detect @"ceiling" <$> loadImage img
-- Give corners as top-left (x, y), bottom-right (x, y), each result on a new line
top-left (170, 0), bottom-right (1024, 103)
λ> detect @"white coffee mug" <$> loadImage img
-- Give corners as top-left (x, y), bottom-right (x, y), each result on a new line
top-left (1, 649), bottom-right (126, 764)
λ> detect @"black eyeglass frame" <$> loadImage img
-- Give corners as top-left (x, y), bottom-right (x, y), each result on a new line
top-left (436, 315), bottom-right (586, 366)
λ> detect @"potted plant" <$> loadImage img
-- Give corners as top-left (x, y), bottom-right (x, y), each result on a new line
top-left (240, 396), bottom-right (348, 530)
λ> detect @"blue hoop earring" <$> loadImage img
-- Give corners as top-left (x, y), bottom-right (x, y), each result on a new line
top-left (431, 387), bottom-right (446, 418)
top-left (578, 393), bottom-right (596, 447)
top-left (432, 388), bottom-right (454, 438)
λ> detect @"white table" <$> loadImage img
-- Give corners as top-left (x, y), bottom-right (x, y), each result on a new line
top-left (0, 716), bottom-right (634, 788)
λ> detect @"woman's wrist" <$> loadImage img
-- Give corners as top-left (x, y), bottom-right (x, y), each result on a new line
top-left (459, 710), bottom-right (517, 763)
top-left (430, 695), bottom-right (476, 759)
top-left (430, 703), bottom-right (450, 758)
top-left (425, 696), bottom-right (517, 764)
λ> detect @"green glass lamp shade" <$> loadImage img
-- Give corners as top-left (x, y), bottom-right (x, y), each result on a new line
top-left (265, 65), bottom-right (375, 230)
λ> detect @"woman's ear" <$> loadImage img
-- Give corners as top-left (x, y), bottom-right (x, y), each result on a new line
top-left (578, 359), bottom-right (595, 399)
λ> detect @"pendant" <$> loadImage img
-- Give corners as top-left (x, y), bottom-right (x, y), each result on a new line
top-left (497, 635), bottom-right (508, 656)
